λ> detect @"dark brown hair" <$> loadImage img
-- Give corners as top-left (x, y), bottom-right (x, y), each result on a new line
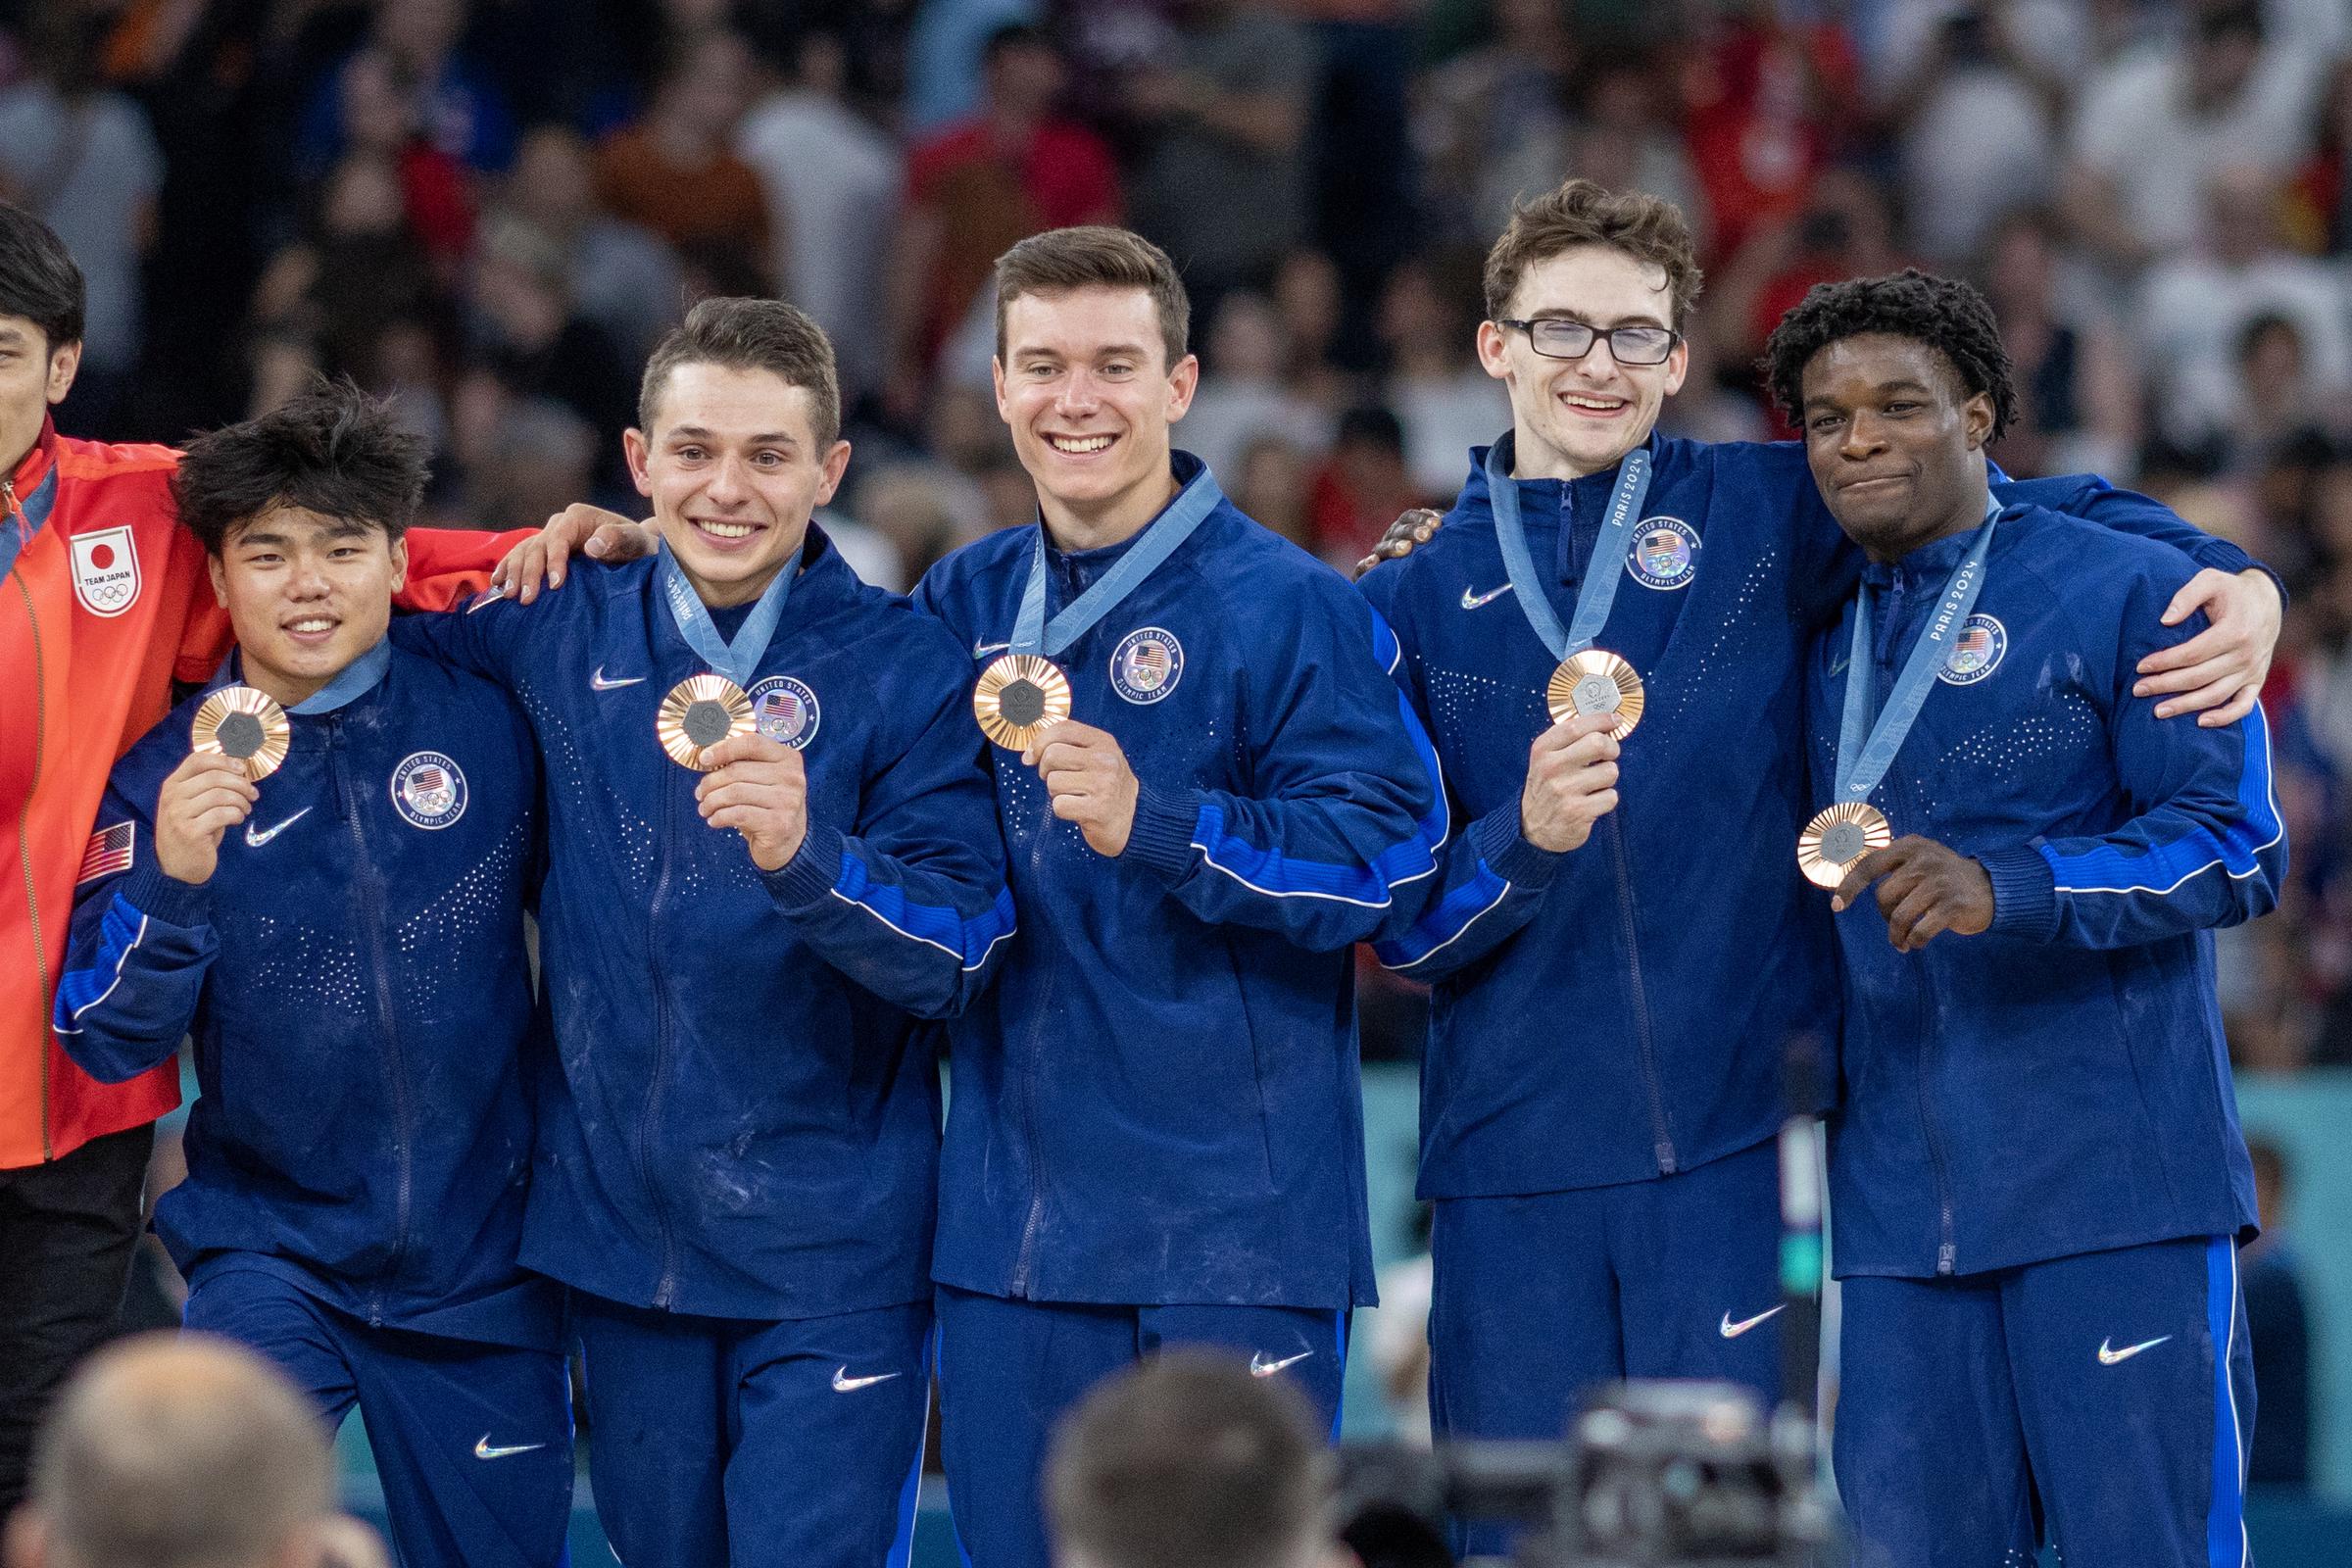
top-left (639, 296), bottom-right (842, 446)
top-left (1483, 178), bottom-right (1702, 328)
top-left (172, 377), bottom-right (426, 556)
top-left (994, 226), bottom-right (1191, 370)
top-left (1046, 1352), bottom-right (1332, 1568)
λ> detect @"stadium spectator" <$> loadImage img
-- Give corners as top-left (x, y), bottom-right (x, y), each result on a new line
top-left (1124, 1), bottom-right (1318, 317)
top-left (1679, 6), bottom-right (1859, 263)
top-left (251, 151), bottom-right (439, 386)
top-left (2135, 165), bottom-right (2352, 457)
top-left (1044, 1353), bottom-right (1348, 1568)
top-left (1230, 433), bottom-right (1316, 552)
top-left (1, 1334), bottom-right (359, 1568)
top-left (885, 24), bottom-right (1120, 417)
top-left (1563, 54), bottom-right (1708, 253)
top-left (1980, 208), bottom-right (2141, 481)
top-left (2065, 0), bottom-right (2329, 269)
top-left (1309, 404), bottom-right (1426, 566)
top-left (1376, 260), bottom-right (1508, 498)
top-left (737, 28), bottom-right (903, 398)
top-left (1181, 290), bottom-right (1332, 483)
top-left (1271, 247), bottom-right (1355, 412)
top-left (500, 124), bottom-right (681, 366)
top-left (0, 14), bottom-right (164, 433)
top-left (1869, 1), bottom-right (2081, 267)
top-left (2285, 55), bottom-right (2352, 253)
top-left (593, 28), bottom-right (771, 284)
top-left (464, 212), bottom-right (635, 495)
top-left (332, 48), bottom-right (475, 271)
top-left (298, 0), bottom-right (518, 178)
top-left (1415, 0), bottom-right (1581, 247)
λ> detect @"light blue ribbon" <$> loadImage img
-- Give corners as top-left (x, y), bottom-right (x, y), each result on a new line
top-left (1833, 504), bottom-right (2001, 804)
top-left (1486, 432), bottom-right (1653, 662)
top-left (658, 541), bottom-right (795, 687)
top-left (1011, 463), bottom-right (1223, 658)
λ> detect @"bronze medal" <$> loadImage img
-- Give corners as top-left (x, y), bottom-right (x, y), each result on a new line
top-left (657, 674), bottom-right (754, 770)
top-left (973, 653), bottom-right (1072, 751)
top-left (1798, 802), bottom-right (1892, 890)
top-left (191, 687), bottom-right (291, 781)
top-left (1546, 649), bottom-right (1644, 739)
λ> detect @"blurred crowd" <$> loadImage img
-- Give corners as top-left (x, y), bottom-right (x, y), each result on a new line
top-left (6, 0), bottom-right (2352, 1062)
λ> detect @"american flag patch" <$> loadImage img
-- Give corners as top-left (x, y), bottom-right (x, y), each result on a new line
top-left (76, 822), bottom-right (134, 885)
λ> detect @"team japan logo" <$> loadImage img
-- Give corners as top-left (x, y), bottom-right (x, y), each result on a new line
top-left (69, 526), bottom-right (140, 616)
top-left (1938, 614), bottom-right (2007, 686)
top-left (390, 752), bottom-right (467, 829)
top-left (747, 676), bottom-right (820, 749)
top-left (1109, 628), bottom-right (1184, 704)
top-left (1625, 517), bottom-right (1699, 591)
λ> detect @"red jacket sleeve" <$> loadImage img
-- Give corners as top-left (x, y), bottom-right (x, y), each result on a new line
top-left (396, 526), bottom-right (534, 611)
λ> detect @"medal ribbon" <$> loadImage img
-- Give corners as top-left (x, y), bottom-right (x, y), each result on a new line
top-left (1832, 504), bottom-right (2001, 804)
top-left (658, 541), bottom-right (796, 687)
top-left (1011, 462), bottom-right (1224, 658)
top-left (1486, 432), bottom-right (1653, 662)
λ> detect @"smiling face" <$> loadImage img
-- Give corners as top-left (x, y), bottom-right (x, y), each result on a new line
top-left (1477, 245), bottom-right (1687, 480)
top-left (994, 285), bottom-right (1199, 545)
top-left (624, 361), bottom-right (852, 608)
top-left (1798, 332), bottom-right (1994, 561)
top-left (210, 507), bottom-right (407, 706)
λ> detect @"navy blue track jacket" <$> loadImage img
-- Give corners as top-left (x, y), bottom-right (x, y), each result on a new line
top-left (914, 456), bottom-right (1443, 1308)
top-left (392, 527), bottom-right (1012, 1319)
top-left (54, 643), bottom-right (561, 1348)
top-left (1808, 505), bottom-right (2281, 1279)
top-left (1356, 438), bottom-right (2264, 1201)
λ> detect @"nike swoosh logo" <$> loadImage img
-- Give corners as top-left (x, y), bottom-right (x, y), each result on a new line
top-left (1828, 654), bottom-right (1850, 677)
top-left (1719, 1305), bottom-right (1787, 1339)
top-left (1249, 1349), bottom-right (1312, 1378)
top-left (1461, 583), bottom-right (1515, 610)
top-left (243, 808), bottom-right (312, 848)
top-left (973, 640), bottom-right (1010, 659)
top-left (2097, 1335), bottom-right (2172, 1365)
top-left (590, 667), bottom-right (646, 691)
top-left (831, 1366), bottom-right (902, 1393)
top-left (473, 1436), bottom-right (546, 1460)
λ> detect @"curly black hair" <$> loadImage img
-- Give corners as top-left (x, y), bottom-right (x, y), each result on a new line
top-left (172, 377), bottom-right (427, 556)
top-left (1759, 270), bottom-right (2017, 440)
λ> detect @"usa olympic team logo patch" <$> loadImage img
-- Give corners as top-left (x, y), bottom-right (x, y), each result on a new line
top-left (1625, 517), bottom-right (1700, 591)
top-left (390, 752), bottom-right (467, 829)
top-left (1938, 614), bottom-right (2007, 686)
top-left (747, 675), bottom-right (820, 749)
top-left (1109, 627), bottom-right (1184, 705)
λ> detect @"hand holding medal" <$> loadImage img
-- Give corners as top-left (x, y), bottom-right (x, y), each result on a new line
top-left (658, 674), bottom-right (755, 769)
top-left (161, 691), bottom-right (281, 884)
top-left (191, 687), bottom-right (291, 781)
top-left (974, 654), bottom-right (1072, 751)
top-left (1026, 719), bottom-right (1140, 858)
top-left (1803, 509), bottom-right (1998, 897)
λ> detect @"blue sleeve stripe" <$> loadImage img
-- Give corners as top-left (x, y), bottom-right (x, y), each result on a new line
top-left (1374, 859), bottom-right (1512, 970)
top-left (1189, 802), bottom-right (1437, 909)
top-left (52, 896), bottom-right (149, 1037)
top-left (2043, 704), bottom-right (2284, 895)
top-left (1365, 603), bottom-right (1449, 853)
top-left (829, 853), bottom-right (1016, 971)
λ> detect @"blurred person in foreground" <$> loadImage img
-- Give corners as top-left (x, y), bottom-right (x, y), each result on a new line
top-left (0, 202), bottom-right (528, 1524)
top-left (1046, 1352), bottom-right (1348, 1568)
top-left (2, 1332), bottom-right (380, 1568)
top-left (1772, 271), bottom-right (2281, 1568)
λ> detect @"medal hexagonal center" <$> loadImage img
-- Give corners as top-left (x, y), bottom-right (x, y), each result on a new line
top-left (682, 700), bottom-right (733, 747)
top-left (216, 712), bottom-right (265, 759)
top-left (1573, 674), bottom-right (1618, 713)
top-left (1821, 822), bottom-right (1864, 863)
top-left (999, 679), bottom-right (1046, 728)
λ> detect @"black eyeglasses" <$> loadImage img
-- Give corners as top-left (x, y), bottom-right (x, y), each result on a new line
top-left (1495, 318), bottom-right (1681, 367)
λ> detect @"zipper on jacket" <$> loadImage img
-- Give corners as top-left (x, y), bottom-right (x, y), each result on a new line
top-left (10, 517), bottom-right (56, 1161)
top-left (1605, 811), bottom-right (1677, 1173)
top-left (332, 723), bottom-right (416, 1312)
top-left (638, 773), bottom-right (683, 1308)
top-left (1915, 956), bottom-right (1960, 1275)
top-left (1007, 797), bottom-right (1056, 1298)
